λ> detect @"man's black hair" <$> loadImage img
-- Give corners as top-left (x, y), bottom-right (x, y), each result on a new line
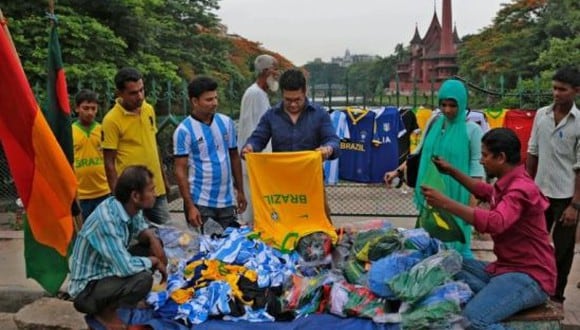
top-left (279, 69), bottom-right (306, 91)
top-left (481, 128), bottom-right (521, 165)
top-left (552, 67), bottom-right (580, 88)
top-left (114, 67), bottom-right (143, 91)
top-left (114, 165), bottom-right (154, 204)
top-left (188, 76), bottom-right (218, 99)
top-left (75, 89), bottom-right (99, 107)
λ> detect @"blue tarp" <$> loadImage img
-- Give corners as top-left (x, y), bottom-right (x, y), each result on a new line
top-left (86, 308), bottom-right (401, 330)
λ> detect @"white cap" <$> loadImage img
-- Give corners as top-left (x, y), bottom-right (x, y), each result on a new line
top-left (254, 54), bottom-right (277, 75)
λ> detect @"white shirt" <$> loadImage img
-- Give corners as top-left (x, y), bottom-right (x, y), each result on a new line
top-left (528, 103), bottom-right (580, 198)
top-left (237, 83), bottom-right (271, 152)
top-left (467, 110), bottom-right (490, 132)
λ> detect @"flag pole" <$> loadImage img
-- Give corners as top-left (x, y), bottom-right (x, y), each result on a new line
top-left (0, 7), bottom-right (23, 229)
top-left (46, 0), bottom-right (84, 232)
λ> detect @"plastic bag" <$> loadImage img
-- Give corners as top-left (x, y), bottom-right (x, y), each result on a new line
top-left (343, 258), bottom-right (368, 285)
top-left (387, 250), bottom-right (463, 304)
top-left (401, 228), bottom-right (442, 257)
top-left (330, 281), bottom-right (394, 321)
top-left (353, 228), bottom-right (402, 262)
top-left (417, 161), bottom-right (465, 243)
top-left (368, 250), bottom-right (423, 299)
top-left (401, 281), bottom-right (473, 329)
top-left (157, 226), bottom-right (200, 260)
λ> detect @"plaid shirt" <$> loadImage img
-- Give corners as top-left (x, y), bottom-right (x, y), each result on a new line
top-left (68, 196), bottom-right (151, 297)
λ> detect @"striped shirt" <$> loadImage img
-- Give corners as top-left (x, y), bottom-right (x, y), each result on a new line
top-left (324, 110), bottom-right (350, 185)
top-left (68, 197), bottom-right (152, 297)
top-left (528, 103), bottom-right (580, 198)
top-left (173, 114), bottom-right (237, 208)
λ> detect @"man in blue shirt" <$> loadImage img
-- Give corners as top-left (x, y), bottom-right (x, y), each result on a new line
top-left (69, 165), bottom-right (167, 328)
top-left (241, 69), bottom-right (340, 159)
top-left (241, 69), bottom-right (340, 218)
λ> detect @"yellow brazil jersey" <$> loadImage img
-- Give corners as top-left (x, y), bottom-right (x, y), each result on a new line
top-left (101, 100), bottom-right (166, 196)
top-left (484, 108), bottom-right (507, 129)
top-left (246, 151), bottom-right (337, 252)
top-left (415, 106), bottom-right (433, 132)
top-left (72, 121), bottom-right (110, 199)
top-left (409, 129), bottom-right (421, 153)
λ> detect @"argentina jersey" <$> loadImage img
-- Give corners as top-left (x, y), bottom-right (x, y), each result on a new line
top-left (173, 113), bottom-right (237, 208)
top-left (369, 107), bottom-right (406, 183)
top-left (324, 110), bottom-right (350, 185)
top-left (339, 108), bottom-right (375, 183)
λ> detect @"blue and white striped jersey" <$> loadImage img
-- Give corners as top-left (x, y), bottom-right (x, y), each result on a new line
top-left (173, 114), bottom-right (237, 208)
top-left (324, 110), bottom-right (350, 185)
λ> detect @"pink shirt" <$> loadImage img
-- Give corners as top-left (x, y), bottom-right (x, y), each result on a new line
top-left (472, 165), bottom-right (556, 295)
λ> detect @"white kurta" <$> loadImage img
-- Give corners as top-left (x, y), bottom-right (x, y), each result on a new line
top-left (237, 83), bottom-right (272, 224)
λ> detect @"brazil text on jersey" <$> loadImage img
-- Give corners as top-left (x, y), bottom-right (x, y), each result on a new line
top-left (263, 194), bottom-right (308, 205)
top-left (340, 141), bottom-right (365, 152)
top-left (75, 157), bottom-right (104, 168)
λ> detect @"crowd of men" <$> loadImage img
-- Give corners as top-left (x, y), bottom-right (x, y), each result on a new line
top-left (67, 60), bottom-right (579, 329)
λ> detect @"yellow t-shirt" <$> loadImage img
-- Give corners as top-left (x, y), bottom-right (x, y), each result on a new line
top-left (246, 151), bottom-right (337, 252)
top-left (73, 121), bottom-right (110, 199)
top-left (101, 100), bottom-right (166, 196)
top-left (409, 129), bottom-right (421, 153)
top-left (484, 108), bottom-right (507, 129)
top-left (415, 106), bottom-right (433, 132)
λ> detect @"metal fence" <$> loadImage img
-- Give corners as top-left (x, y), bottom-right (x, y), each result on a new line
top-left (0, 74), bottom-right (554, 214)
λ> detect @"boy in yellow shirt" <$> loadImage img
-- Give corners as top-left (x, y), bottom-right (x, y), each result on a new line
top-left (72, 90), bottom-right (110, 220)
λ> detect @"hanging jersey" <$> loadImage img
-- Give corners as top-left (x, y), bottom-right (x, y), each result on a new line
top-left (369, 107), bottom-right (406, 183)
top-left (72, 121), bottom-right (110, 199)
top-left (415, 106), bottom-right (433, 132)
top-left (340, 108), bottom-right (375, 183)
top-left (485, 108), bottom-right (507, 129)
top-left (467, 110), bottom-right (489, 132)
top-left (503, 109), bottom-right (536, 164)
top-left (246, 151), bottom-right (337, 252)
top-left (324, 110), bottom-right (350, 185)
top-left (399, 107), bottom-right (419, 163)
top-left (173, 114), bottom-right (237, 208)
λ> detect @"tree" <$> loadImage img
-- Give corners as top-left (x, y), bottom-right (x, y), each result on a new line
top-left (0, 0), bottom-right (294, 116)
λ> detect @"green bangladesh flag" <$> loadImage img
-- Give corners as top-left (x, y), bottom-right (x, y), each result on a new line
top-left (24, 19), bottom-right (74, 295)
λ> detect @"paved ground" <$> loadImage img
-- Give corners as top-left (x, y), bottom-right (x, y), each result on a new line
top-left (0, 211), bottom-right (579, 329)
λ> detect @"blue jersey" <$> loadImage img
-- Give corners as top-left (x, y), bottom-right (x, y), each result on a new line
top-left (369, 107), bottom-right (406, 183)
top-left (339, 108), bottom-right (375, 183)
top-left (173, 114), bottom-right (237, 208)
top-left (324, 110), bottom-right (350, 185)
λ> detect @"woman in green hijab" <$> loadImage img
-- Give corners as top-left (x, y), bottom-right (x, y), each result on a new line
top-left (386, 79), bottom-right (484, 258)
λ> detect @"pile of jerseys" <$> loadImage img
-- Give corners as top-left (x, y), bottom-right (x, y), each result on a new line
top-left (147, 223), bottom-right (475, 329)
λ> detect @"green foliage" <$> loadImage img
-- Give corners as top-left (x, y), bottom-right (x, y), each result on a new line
top-left (0, 0), bottom-right (254, 114)
top-left (458, 0), bottom-right (579, 93)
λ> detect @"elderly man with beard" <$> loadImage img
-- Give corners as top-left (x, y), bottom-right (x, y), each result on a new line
top-left (237, 54), bottom-right (279, 225)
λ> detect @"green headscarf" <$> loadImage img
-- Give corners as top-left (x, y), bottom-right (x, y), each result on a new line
top-left (413, 79), bottom-right (472, 257)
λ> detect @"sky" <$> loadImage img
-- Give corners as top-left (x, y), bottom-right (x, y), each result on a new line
top-left (215, 0), bottom-right (507, 66)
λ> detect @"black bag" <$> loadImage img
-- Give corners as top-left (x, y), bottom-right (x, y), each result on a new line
top-left (405, 152), bottom-right (421, 188)
top-left (405, 115), bottom-right (439, 188)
